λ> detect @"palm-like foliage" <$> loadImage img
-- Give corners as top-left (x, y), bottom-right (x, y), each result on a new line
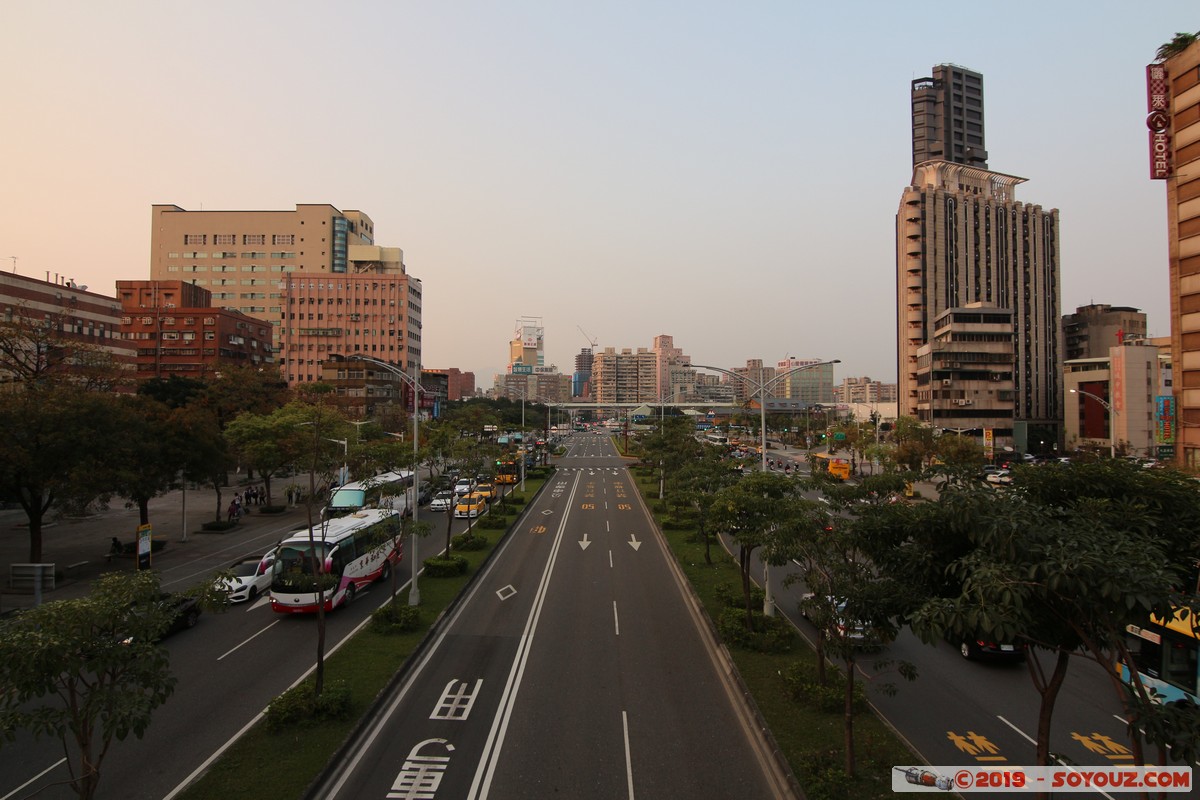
top-left (1156, 31), bottom-right (1199, 61)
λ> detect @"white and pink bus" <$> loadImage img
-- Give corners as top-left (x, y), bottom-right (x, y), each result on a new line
top-left (269, 508), bottom-right (402, 614)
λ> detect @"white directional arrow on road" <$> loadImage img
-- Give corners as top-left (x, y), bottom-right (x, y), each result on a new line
top-left (579, 533), bottom-right (591, 551)
top-left (627, 533), bottom-right (641, 551)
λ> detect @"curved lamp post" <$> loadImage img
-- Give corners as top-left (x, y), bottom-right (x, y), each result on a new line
top-left (348, 355), bottom-right (424, 605)
top-left (690, 359), bottom-right (840, 616)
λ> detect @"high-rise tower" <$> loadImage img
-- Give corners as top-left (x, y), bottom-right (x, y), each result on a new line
top-left (898, 66), bottom-right (1062, 453)
top-left (911, 64), bottom-right (988, 169)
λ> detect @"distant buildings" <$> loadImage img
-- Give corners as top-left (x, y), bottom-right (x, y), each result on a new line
top-left (0, 271), bottom-right (133, 385)
top-left (835, 377), bottom-right (897, 405)
top-left (897, 64), bottom-right (1062, 454)
top-left (1155, 40), bottom-right (1200, 467)
top-left (1064, 338), bottom-right (1170, 458)
top-left (493, 318), bottom-right (570, 402)
top-left (117, 280), bottom-right (273, 380)
top-left (148, 204), bottom-right (422, 387)
top-left (1063, 304), bottom-right (1148, 361)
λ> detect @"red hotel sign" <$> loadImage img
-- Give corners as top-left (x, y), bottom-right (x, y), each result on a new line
top-left (1146, 63), bottom-right (1171, 179)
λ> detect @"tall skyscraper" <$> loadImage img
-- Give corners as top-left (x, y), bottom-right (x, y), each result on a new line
top-left (911, 65), bottom-right (988, 169)
top-left (898, 66), bottom-right (1062, 452)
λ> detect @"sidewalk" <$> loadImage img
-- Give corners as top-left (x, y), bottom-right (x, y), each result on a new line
top-left (0, 477), bottom-right (317, 615)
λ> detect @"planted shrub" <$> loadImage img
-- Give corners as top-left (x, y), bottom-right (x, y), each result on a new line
top-left (259, 504), bottom-right (287, 515)
top-left (423, 555), bottom-right (469, 577)
top-left (782, 661), bottom-right (868, 714)
top-left (715, 607), bottom-right (795, 654)
top-left (201, 520), bottom-right (238, 532)
top-left (451, 531), bottom-right (489, 550)
top-left (715, 582), bottom-right (765, 610)
top-left (264, 679), bottom-right (353, 732)
top-left (478, 513), bottom-right (508, 529)
top-left (371, 600), bottom-right (421, 634)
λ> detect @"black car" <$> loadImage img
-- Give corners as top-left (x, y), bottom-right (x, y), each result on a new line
top-left (122, 592), bottom-right (201, 644)
top-left (949, 631), bottom-right (1026, 662)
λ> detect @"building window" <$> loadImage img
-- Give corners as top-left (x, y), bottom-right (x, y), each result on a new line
top-left (272, 235), bottom-right (295, 245)
top-left (205, 331), bottom-right (216, 340)
top-left (214, 234), bottom-right (236, 246)
top-left (184, 234), bottom-right (207, 245)
top-left (244, 234), bottom-right (266, 245)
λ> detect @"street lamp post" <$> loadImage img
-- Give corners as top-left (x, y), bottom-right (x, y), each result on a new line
top-left (691, 359), bottom-right (840, 617)
top-left (348, 355), bottom-right (424, 605)
top-left (1070, 388), bottom-right (1118, 458)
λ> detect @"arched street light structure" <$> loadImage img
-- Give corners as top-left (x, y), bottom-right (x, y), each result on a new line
top-left (1070, 387), bottom-right (1118, 458)
top-left (690, 359), bottom-right (840, 617)
top-left (348, 355), bottom-right (424, 605)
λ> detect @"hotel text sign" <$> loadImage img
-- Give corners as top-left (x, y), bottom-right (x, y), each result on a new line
top-left (1146, 64), bottom-right (1171, 180)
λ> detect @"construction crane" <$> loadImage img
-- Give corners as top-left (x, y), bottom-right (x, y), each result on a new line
top-left (577, 325), bottom-right (598, 350)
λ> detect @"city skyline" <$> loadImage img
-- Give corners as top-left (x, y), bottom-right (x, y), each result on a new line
top-left (1, 3), bottom-right (1193, 382)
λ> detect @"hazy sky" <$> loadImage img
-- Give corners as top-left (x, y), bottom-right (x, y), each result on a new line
top-left (2, 2), bottom-right (1193, 384)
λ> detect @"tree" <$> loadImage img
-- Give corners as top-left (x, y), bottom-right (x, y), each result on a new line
top-left (0, 384), bottom-right (118, 561)
top-left (904, 462), bottom-right (1200, 780)
top-left (709, 471), bottom-right (812, 629)
top-left (1156, 31), bottom-right (1199, 61)
top-left (665, 448), bottom-right (739, 564)
top-left (103, 395), bottom-right (191, 526)
top-left (0, 571), bottom-right (224, 800)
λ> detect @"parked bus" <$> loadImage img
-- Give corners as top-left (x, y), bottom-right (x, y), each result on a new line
top-left (495, 458), bottom-right (519, 485)
top-left (269, 508), bottom-right (402, 613)
top-left (704, 431), bottom-right (729, 446)
top-left (325, 470), bottom-right (413, 518)
top-left (1119, 607), bottom-right (1199, 707)
top-left (811, 452), bottom-right (852, 481)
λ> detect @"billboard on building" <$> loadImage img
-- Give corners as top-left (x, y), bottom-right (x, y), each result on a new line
top-left (1156, 395), bottom-right (1175, 444)
top-left (1146, 63), bottom-right (1171, 180)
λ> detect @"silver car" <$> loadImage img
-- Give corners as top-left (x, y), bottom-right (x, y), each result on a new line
top-left (429, 491), bottom-right (455, 512)
top-left (222, 554), bottom-right (273, 603)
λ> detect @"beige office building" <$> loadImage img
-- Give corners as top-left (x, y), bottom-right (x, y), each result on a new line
top-left (148, 204), bottom-right (421, 386)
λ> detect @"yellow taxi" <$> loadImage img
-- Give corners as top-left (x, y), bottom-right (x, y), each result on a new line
top-left (475, 482), bottom-right (496, 501)
top-left (454, 492), bottom-right (487, 519)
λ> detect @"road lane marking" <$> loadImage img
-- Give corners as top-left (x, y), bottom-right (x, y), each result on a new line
top-left (997, 716), bottom-right (1116, 800)
top-left (469, 470), bottom-right (583, 799)
top-left (623, 711), bottom-right (636, 799)
top-left (613, 601), bottom-right (620, 636)
top-left (0, 758), bottom-right (66, 800)
top-left (216, 620), bottom-right (280, 661)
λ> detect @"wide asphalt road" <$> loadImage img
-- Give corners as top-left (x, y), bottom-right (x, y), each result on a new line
top-left (313, 433), bottom-right (795, 799)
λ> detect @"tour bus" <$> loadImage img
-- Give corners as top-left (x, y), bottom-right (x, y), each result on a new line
top-left (1119, 606), bottom-right (1199, 707)
top-left (704, 431), bottom-right (729, 446)
top-left (811, 451), bottom-right (852, 480)
top-left (269, 508), bottom-right (402, 613)
top-left (325, 470), bottom-right (413, 518)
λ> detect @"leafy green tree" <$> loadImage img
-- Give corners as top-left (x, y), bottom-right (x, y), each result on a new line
top-left (198, 365), bottom-right (291, 431)
top-left (906, 462), bottom-right (1200, 772)
top-left (103, 395), bottom-right (192, 526)
top-left (0, 571), bottom-right (224, 800)
top-left (665, 448), bottom-right (739, 564)
top-left (0, 384), bottom-right (117, 561)
top-left (709, 472), bottom-right (811, 629)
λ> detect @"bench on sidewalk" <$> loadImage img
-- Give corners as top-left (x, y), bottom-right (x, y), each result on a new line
top-left (64, 560), bottom-right (89, 577)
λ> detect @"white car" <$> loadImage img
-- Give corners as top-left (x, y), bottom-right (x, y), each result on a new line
top-left (429, 490), bottom-right (455, 512)
top-left (452, 479), bottom-right (476, 499)
top-left (222, 554), bottom-right (273, 603)
top-left (986, 469), bottom-right (1013, 485)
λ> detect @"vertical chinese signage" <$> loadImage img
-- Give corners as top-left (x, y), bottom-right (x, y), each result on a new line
top-left (1111, 348), bottom-right (1125, 416)
top-left (1155, 395), bottom-right (1175, 445)
top-left (1146, 63), bottom-right (1171, 179)
top-left (983, 428), bottom-right (994, 461)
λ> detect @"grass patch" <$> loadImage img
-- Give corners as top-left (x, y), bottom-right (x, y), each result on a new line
top-left (177, 477), bottom-right (548, 800)
top-left (644, 490), bottom-right (917, 800)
